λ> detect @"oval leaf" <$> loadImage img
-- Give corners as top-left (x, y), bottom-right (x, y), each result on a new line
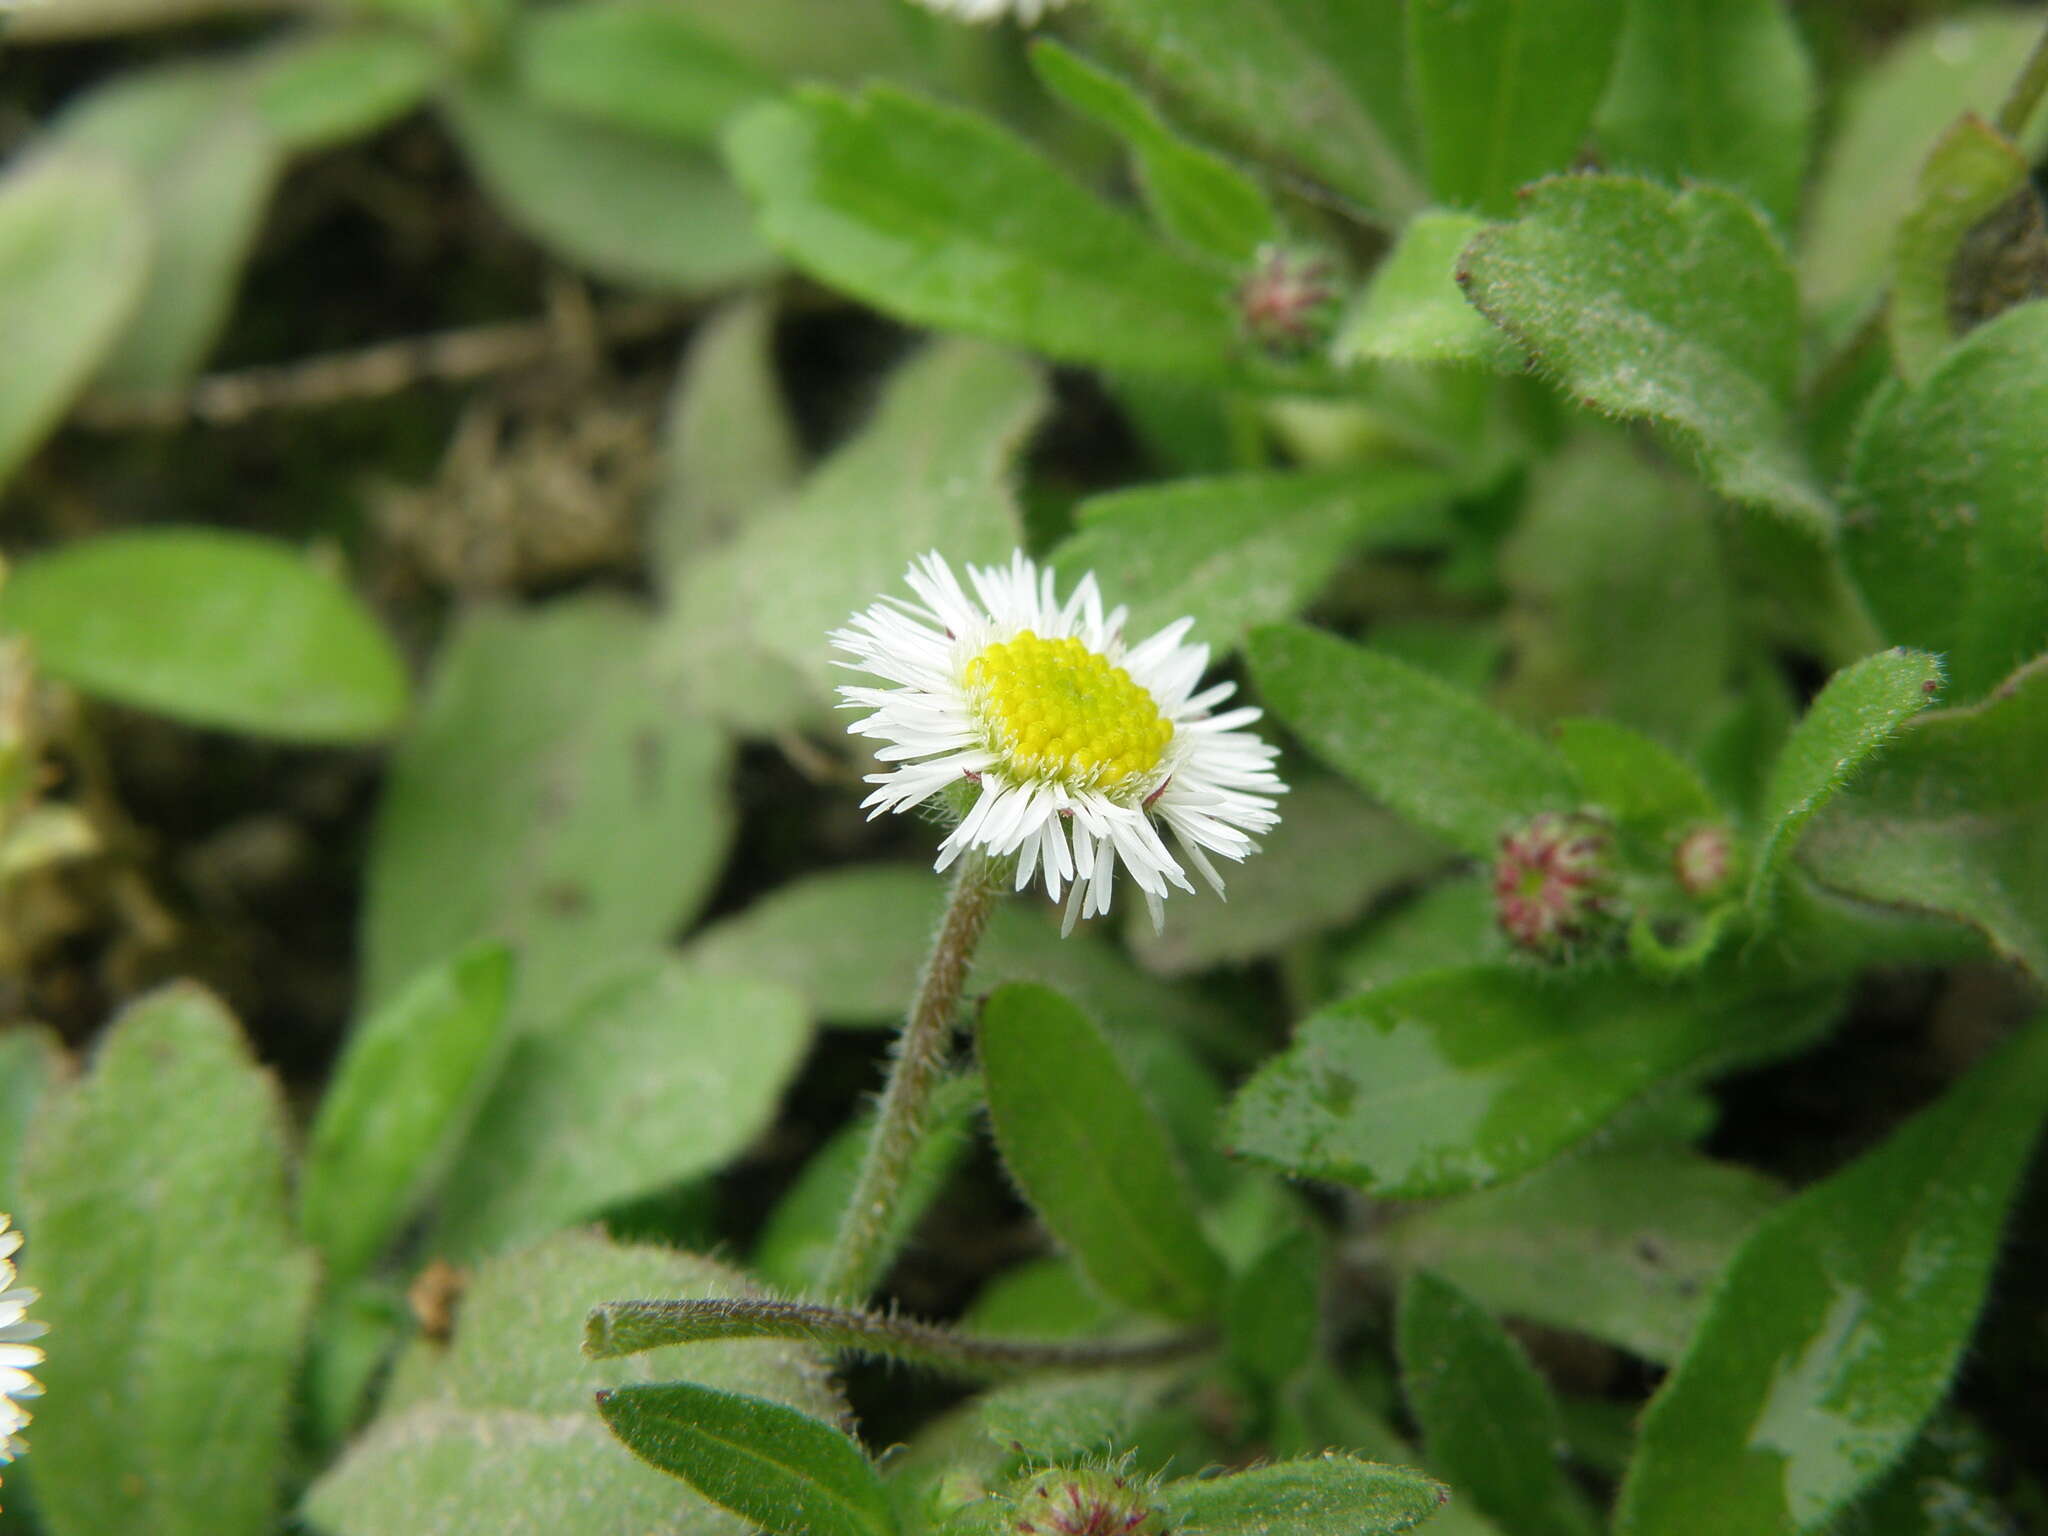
top-left (599, 1381), bottom-right (895, 1536)
top-left (1158, 1455), bottom-right (1448, 1536)
top-left (1249, 624), bottom-right (1577, 859)
top-left (299, 942), bottom-right (514, 1281)
top-left (979, 982), bottom-right (1225, 1321)
top-left (0, 528), bottom-right (409, 741)
top-left (1618, 1019), bottom-right (2048, 1535)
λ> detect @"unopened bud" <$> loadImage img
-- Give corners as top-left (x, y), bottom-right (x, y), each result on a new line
top-left (1493, 811), bottom-right (1619, 959)
top-left (1673, 824), bottom-right (1738, 900)
top-left (1236, 245), bottom-right (1342, 356)
top-left (1010, 1468), bottom-right (1164, 1536)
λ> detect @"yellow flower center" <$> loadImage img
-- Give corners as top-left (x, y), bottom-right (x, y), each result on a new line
top-left (966, 630), bottom-right (1172, 789)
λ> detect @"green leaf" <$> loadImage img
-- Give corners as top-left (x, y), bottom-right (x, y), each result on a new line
top-left (1028, 40), bottom-right (1276, 264)
top-left (1087, 0), bottom-right (1424, 217)
top-left (443, 81), bottom-right (774, 292)
top-left (979, 983), bottom-right (1225, 1322)
top-left (1334, 876), bottom-right (1505, 996)
top-left (304, 1230), bottom-right (847, 1536)
top-left (1055, 467), bottom-right (1454, 654)
top-left (1846, 301), bottom-right (2048, 700)
top-left (361, 594), bottom-right (731, 1028)
top-left (1803, 11), bottom-right (2048, 338)
top-left (1886, 116), bottom-right (2031, 384)
top-left (1129, 777), bottom-right (1446, 977)
top-left (0, 1025), bottom-right (65, 1217)
top-left (0, 150), bottom-right (148, 486)
top-left (1616, 1019), bottom-right (2048, 1536)
top-left (1801, 655), bottom-right (2048, 983)
top-left (0, 528), bottom-right (408, 741)
top-left (651, 294), bottom-right (801, 587)
top-left (1386, 1147), bottom-right (1781, 1365)
top-left (727, 85), bottom-right (1233, 379)
top-left (1554, 717), bottom-right (1719, 836)
top-left (1459, 175), bottom-right (1831, 535)
top-left (661, 339), bottom-right (1042, 735)
top-left (601, 1382), bottom-right (895, 1536)
top-left (1224, 1228), bottom-right (1323, 1385)
top-left (509, 0), bottom-right (776, 148)
top-left (1249, 624), bottom-right (1578, 859)
top-left (1338, 211), bottom-right (1517, 369)
top-left (1157, 1456), bottom-right (1449, 1536)
top-left (1399, 1271), bottom-right (1597, 1536)
top-left (1748, 648), bottom-right (1943, 913)
top-left (1407, 0), bottom-right (1625, 217)
top-left (300, 943), bottom-right (513, 1282)
top-left (1227, 963), bottom-right (1839, 1198)
top-left (978, 1375), bottom-right (1164, 1460)
top-left (1594, 0), bottom-right (1815, 230)
top-left (752, 1073), bottom-right (981, 1296)
top-left (1495, 430), bottom-right (1735, 752)
top-left (250, 27), bottom-right (443, 151)
top-left (19, 983), bottom-right (317, 1536)
top-left (53, 69), bottom-right (279, 392)
top-left (434, 958), bottom-right (808, 1259)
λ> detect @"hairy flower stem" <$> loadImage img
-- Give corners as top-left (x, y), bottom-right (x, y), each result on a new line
top-left (1995, 15), bottom-right (2048, 141)
top-left (820, 851), bottom-right (1001, 1303)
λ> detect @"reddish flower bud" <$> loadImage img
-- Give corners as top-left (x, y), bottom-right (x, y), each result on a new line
top-left (1236, 245), bottom-right (1342, 355)
top-left (1493, 811), bottom-right (1619, 958)
top-left (1010, 1468), bottom-right (1164, 1536)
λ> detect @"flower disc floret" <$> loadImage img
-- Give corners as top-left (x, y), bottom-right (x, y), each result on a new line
top-left (834, 552), bottom-right (1285, 931)
top-left (967, 631), bottom-right (1173, 790)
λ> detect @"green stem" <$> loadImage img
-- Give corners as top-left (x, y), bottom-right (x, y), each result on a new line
top-left (584, 1296), bottom-right (1212, 1380)
top-left (1994, 14), bottom-right (2048, 141)
top-left (819, 851), bottom-right (1001, 1303)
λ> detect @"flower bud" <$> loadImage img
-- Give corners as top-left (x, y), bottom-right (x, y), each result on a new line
top-left (1010, 1467), bottom-right (1165, 1536)
top-left (1673, 823), bottom-right (1738, 900)
top-left (1236, 245), bottom-right (1342, 356)
top-left (1492, 811), bottom-right (1619, 959)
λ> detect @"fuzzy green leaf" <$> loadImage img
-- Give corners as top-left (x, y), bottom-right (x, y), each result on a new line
top-left (1029, 40), bottom-right (1276, 264)
top-left (1157, 1456), bottom-right (1449, 1536)
top-left (434, 958), bottom-right (808, 1259)
top-left (1399, 1271), bottom-right (1597, 1536)
top-left (1748, 648), bottom-right (1944, 913)
top-left (1845, 301), bottom-right (2048, 701)
top-left (1617, 1020), bottom-right (2048, 1536)
top-left (0, 1026), bottom-right (64, 1214)
top-left (20, 984), bottom-right (317, 1536)
top-left (0, 150), bottom-right (148, 486)
top-left (651, 294), bottom-right (801, 586)
top-left (1803, 11), bottom-right (2048, 338)
top-left (1087, 0), bottom-right (1424, 217)
top-left (1594, 0), bottom-right (1815, 230)
top-left (726, 86), bottom-right (1234, 378)
top-left (1387, 1147), bottom-right (1781, 1365)
top-left (0, 528), bottom-right (409, 741)
top-left (1408, 0), bottom-right (1625, 217)
top-left (1886, 116), bottom-right (2032, 384)
top-left (1056, 468), bottom-right (1453, 653)
top-left (304, 1231), bottom-right (847, 1536)
top-left (1554, 718), bottom-right (1720, 836)
top-left (1227, 963), bottom-right (1839, 1198)
top-left (1801, 655), bottom-right (2048, 983)
top-left (250, 27), bottom-right (444, 151)
top-left (509, 0), bottom-right (776, 148)
top-left (362, 594), bottom-right (731, 1029)
top-left (980, 983), bottom-right (1225, 1321)
top-left (299, 943), bottom-right (513, 1281)
top-left (1338, 210), bottom-right (1517, 369)
top-left (1249, 624), bottom-right (1578, 859)
top-left (1459, 175), bottom-right (1831, 535)
top-left (600, 1382), bottom-right (895, 1536)
top-left (444, 82), bottom-right (773, 292)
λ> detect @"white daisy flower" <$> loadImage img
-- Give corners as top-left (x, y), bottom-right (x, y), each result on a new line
top-left (834, 551), bottom-right (1286, 933)
top-left (904, 0), bottom-right (1073, 25)
top-left (0, 1213), bottom-right (45, 1480)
